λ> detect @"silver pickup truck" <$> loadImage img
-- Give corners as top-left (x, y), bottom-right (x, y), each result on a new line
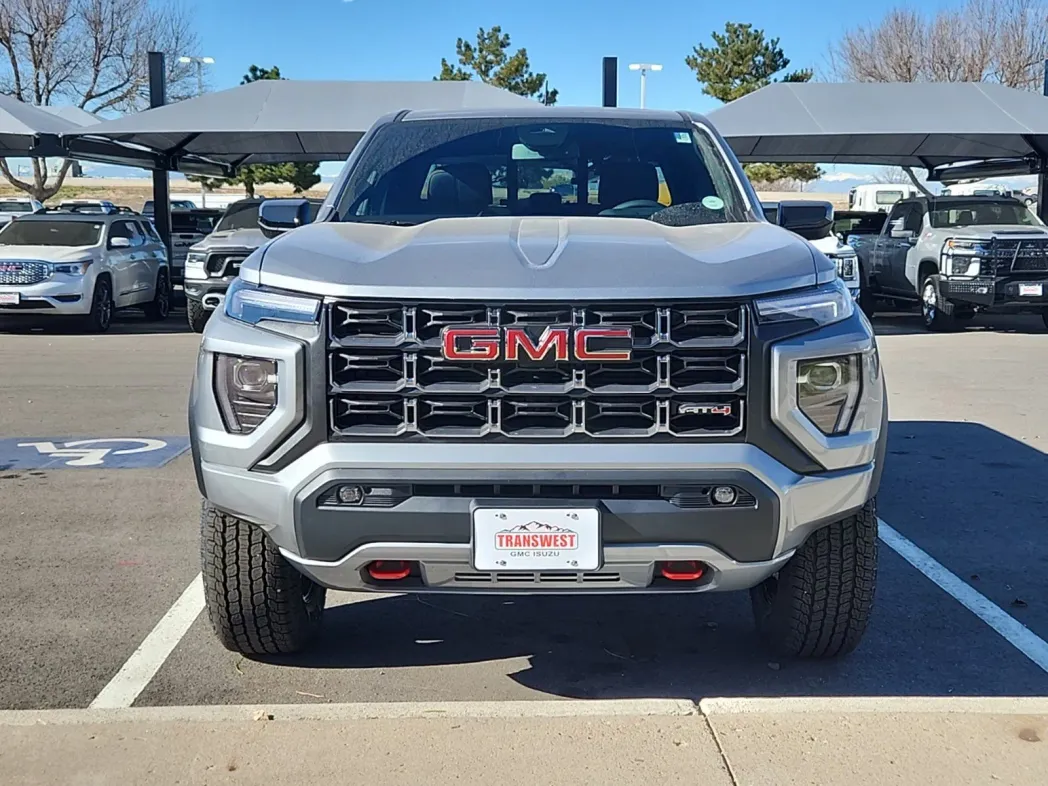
top-left (851, 195), bottom-right (1048, 330)
top-left (189, 106), bottom-right (887, 661)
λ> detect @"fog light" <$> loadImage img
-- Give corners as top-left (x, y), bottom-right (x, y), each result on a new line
top-left (797, 355), bottom-right (861, 436)
top-left (337, 485), bottom-right (364, 505)
top-left (712, 486), bottom-right (737, 505)
top-left (214, 354), bottom-right (278, 434)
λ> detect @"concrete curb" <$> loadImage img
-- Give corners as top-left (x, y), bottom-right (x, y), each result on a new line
top-left (699, 696), bottom-right (1048, 714)
top-left (3, 696), bottom-right (1048, 726)
top-left (0, 699), bottom-right (698, 726)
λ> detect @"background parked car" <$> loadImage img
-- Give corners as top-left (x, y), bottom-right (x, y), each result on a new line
top-left (0, 212), bottom-right (171, 332)
top-left (183, 197), bottom-right (321, 332)
top-left (0, 198), bottom-right (44, 227)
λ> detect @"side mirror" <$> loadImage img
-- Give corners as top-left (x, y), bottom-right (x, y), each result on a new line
top-left (258, 198), bottom-right (313, 238)
top-left (109, 236), bottom-right (131, 249)
top-left (775, 200), bottom-right (833, 241)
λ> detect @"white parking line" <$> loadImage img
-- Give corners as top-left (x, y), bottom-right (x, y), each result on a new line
top-left (879, 519), bottom-right (1048, 674)
top-left (89, 574), bottom-right (205, 709)
top-left (87, 521), bottom-right (1048, 711)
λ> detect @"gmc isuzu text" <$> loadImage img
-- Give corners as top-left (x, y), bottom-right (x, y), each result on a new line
top-left (189, 107), bottom-right (888, 659)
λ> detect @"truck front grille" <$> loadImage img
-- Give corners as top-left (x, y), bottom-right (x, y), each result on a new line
top-left (0, 261), bottom-right (49, 285)
top-left (327, 300), bottom-right (747, 440)
top-left (204, 251), bottom-right (249, 277)
top-left (987, 238), bottom-right (1048, 273)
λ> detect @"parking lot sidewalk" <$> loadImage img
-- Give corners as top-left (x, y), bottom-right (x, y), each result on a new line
top-left (2, 699), bottom-right (1046, 786)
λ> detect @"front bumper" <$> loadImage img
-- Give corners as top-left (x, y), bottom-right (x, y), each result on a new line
top-left (184, 276), bottom-right (235, 310)
top-left (940, 275), bottom-right (1048, 312)
top-left (190, 306), bottom-right (887, 595)
top-left (0, 276), bottom-right (93, 316)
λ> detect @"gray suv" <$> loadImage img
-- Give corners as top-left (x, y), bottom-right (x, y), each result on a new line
top-left (190, 108), bottom-right (887, 660)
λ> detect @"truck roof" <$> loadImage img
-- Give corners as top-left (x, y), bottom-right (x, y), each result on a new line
top-left (399, 106), bottom-right (701, 124)
top-left (901, 194), bottom-right (1023, 206)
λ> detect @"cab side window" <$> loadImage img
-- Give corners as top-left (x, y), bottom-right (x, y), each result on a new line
top-left (903, 203), bottom-right (924, 234)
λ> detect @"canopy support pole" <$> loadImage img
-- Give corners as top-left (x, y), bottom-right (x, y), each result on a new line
top-left (148, 51), bottom-right (171, 258)
top-left (1039, 61), bottom-right (1048, 223)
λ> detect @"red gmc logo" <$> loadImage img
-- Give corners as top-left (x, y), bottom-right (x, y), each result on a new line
top-left (441, 326), bottom-right (633, 362)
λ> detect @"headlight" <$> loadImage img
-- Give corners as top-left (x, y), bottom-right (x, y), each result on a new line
top-left (51, 260), bottom-right (90, 276)
top-left (755, 278), bottom-right (854, 327)
top-left (214, 353), bottom-right (278, 434)
top-left (184, 251), bottom-right (208, 280)
top-left (797, 354), bottom-right (862, 435)
top-left (224, 278), bottom-right (320, 326)
top-left (830, 253), bottom-right (858, 283)
top-left (942, 238), bottom-right (987, 277)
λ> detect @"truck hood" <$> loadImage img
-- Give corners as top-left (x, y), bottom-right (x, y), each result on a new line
top-left (0, 245), bottom-right (98, 261)
top-left (809, 235), bottom-right (855, 256)
top-left (941, 226), bottom-right (1048, 239)
top-left (254, 216), bottom-right (822, 300)
top-left (195, 227), bottom-right (266, 252)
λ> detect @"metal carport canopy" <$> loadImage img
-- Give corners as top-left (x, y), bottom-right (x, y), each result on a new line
top-left (706, 82), bottom-right (1048, 169)
top-left (62, 79), bottom-right (541, 174)
top-left (0, 93), bottom-right (98, 157)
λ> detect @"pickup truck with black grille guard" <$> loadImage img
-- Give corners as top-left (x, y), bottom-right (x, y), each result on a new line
top-left (852, 195), bottom-right (1048, 330)
top-left (189, 107), bottom-right (888, 660)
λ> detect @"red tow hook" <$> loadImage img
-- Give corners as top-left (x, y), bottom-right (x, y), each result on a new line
top-left (659, 560), bottom-right (706, 581)
top-left (366, 560), bottom-right (412, 581)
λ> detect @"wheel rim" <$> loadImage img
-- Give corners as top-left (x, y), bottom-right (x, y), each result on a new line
top-left (98, 284), bottom-right (112, 328)
top-left (922, 282), bottom-right (936, 324)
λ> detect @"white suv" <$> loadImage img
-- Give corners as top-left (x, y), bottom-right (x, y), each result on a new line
top-left (0, 213), bottom-right (170, 332)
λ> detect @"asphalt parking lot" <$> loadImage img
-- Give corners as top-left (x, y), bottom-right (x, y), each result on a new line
top-left (1, 307), bottom-right (1047, 718)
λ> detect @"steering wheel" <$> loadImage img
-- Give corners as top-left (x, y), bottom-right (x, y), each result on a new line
top-left (598, 199), bottom-right (665, 217)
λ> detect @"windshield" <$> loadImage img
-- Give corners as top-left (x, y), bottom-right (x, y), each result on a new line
top-left (215, 202), bottom-right (262, 232)
top-left (875, 190), bottom-right (903, 206)
top-left (929, 200), bottom-right (1040, 228)
top-left (0, 220), bottom-right (102, 246)
top-left (333, 118), bottom-right (749, 226)
top-left (0, 201), bottom-right (34, 212)
top-left (172, 213), bottom-right (217, 233)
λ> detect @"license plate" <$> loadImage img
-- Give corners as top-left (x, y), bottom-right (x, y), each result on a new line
top-left (1019, 283), bottom-right (1043, 296)
top-left (472, 507), bottom-right (600, 571)
top-left (0, 292), bottom-right (19, 305)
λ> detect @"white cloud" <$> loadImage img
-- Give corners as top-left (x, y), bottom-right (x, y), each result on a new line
top-left (821, 171), bottom-right (875, 183)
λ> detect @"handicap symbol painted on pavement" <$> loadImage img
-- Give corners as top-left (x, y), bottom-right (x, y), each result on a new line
top-left (0, 437), bottom-right (191, 470)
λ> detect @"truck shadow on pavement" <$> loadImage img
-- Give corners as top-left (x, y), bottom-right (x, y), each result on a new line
top-left (259, 419), bottom-right (1048, 701)
top-left (873, 312), bottom-right (1046, 336)
top-left (0, 307), bottom-right (193, 336)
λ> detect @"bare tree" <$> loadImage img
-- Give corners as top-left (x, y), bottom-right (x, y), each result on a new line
top-left (0, 0), bottom-right (199, 200)
top-left (874, 167), bottom-right (911, 184)
top-left (874, 165), bottom-right (934, 196)
top-left (828, 0), bottom-right (1048, 90)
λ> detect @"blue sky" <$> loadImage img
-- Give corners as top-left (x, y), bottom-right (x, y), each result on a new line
top-left (64, 0), bottom-right (1017, 188)
top-left (186, 0), bottom-right (896, 183)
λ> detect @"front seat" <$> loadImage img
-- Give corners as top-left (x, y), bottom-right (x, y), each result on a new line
top-left (426, 163), bottom-right (493, 216)
top-left (598, 161), bottom-right (660, 210)
top-left (955, 209), bottom-right (975, 225)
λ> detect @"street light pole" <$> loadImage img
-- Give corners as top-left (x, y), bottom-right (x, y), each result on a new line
top-left (628, 63), bottom-right (662, 109)
top-left (178, 55), bottom-right (215, 96)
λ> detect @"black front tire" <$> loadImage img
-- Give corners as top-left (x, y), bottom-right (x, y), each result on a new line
top-left (751, 498), bottom-right (878, 659)
top-left (82, 277), bottom-right (113, 333)
top-left (143, 270), bottom-right (170, 321)
top-left (920, 275), bottom-right (956, 332)
top-left (187, 298), bottom-right (210, 333)
top-left (200, 501), bottom-right (326, 656)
